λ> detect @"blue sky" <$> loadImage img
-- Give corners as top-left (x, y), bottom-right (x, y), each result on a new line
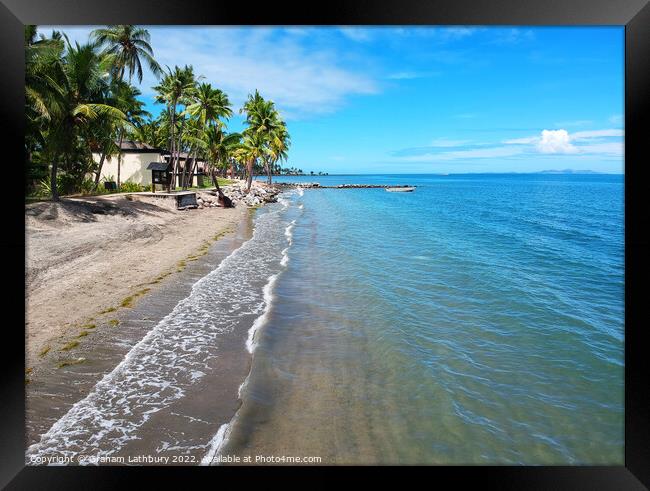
top-left (44, 26), bottom-right (624, 174)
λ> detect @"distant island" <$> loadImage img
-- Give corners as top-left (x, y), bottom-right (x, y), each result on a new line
top-left (535, 169), bottom-right (601, 174)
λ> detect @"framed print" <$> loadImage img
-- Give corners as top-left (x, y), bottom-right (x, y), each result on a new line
top-left (2, 0), bottom-right (649, 488)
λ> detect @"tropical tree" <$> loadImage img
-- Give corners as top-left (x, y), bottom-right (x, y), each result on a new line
top-left (90, 25), bottom-right (162, 83)
top-left (90, 25), bottom-right (159, 189)
top-left (186, 83), bottom-right (232, 128)
top-left (237, 130), bottom-right (267, 192)
top-left (39, 38), bottom-right (125, 200)
top-left (204, 126), bottom-right (241, 190)
top-left (153, 65), bottom-right (197, 189)
top-left (25, 27), bottom-right (66, 190)
top-left (111, 81), bottom-right (150, 187)
top-left (240, 90), bottom-right (290, 186)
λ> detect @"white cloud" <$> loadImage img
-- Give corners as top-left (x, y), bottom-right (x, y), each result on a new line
top-left (438, 27), bottom-right (480, 41)
top-left (490, 28), bottom-right (535, 45)
top-left (429, 138), bottom-right (472, 147)
top-left (338, 27), bottom-right (374, 42)
top-left (537, 129), bottom-right (578, 154)
top-left (554, 119), bottom-right (592, 128)
top-left (503, 136), bottom-right (539, 145)
top-left (609, 114), bottom-right (623, 125)
top-left (398, 127), bottom-right (624, 163)
top-left (387, 71), bottom-right (419, 80)
top-left (146, 28), bottom-right (380, 118)
top-left (578, 142), bottom-right (624, 156)
top-left (503, 128), bottom-right (624, 156)
top-left (44, 26), bottom-right (380, 119)
top-left (397, 146), bottom-right (525, 162)
top-left (571, 129), bottom-right (624, 140)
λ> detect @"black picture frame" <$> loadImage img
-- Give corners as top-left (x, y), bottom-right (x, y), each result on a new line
top-left (3, 0), bottom-right (649, 488)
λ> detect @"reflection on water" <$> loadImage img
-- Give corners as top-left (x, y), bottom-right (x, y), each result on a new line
top-left (222, 174), bottom-right (624, 465)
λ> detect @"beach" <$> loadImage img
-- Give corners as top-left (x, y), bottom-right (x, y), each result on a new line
top-left (25, 190), bottom-right (250, 371)
top-left (24, 175), bottom-right (625, 465)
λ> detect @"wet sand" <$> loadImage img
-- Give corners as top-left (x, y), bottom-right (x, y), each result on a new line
top-left (25, 193), bottom-right (255, 452)
top-left (26, 193), bottom-right (249, 370)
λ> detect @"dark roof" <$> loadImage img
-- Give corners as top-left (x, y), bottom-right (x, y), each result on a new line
top-left (118, 140), bottom-right (167, 153)
top-left (147, 162), bottom-right (172, 171)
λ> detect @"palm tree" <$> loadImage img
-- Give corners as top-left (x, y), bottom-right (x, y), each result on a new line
top-left (205, 126), bottom-right (241, 190)
top-left (267, 121), bottom-right (290, 183)
top-left (44, 39), bottom-right (125, 200)
top-left (111, 81), bottom-right (149, 187)
top-left (183, 83), bottom-right (233, 189)
top-left (186, 83), bottom-right (232, 128)
top-left (154, 65), bottom-right (196, 190)
top-left (241, 91), bottom-right (289, 185)
top-left (238, 130), bottom-right (267, 192)
top-left (90, 25), bottom-right (162, 84)
top-left (25, 27), bottom-right (66, 190)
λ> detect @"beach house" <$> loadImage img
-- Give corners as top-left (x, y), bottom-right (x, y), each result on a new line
top-left (92, 140), bottom-right (169, 187)
top-left (163, 153), bottom-right (208, 188)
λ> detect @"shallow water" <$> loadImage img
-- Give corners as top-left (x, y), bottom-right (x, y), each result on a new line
top-left (26, 198), bottom-right (295, 465)
top-left (27, 174), bottom-right (624, 465)
top-left (220, 174), bottom-right (624, 464)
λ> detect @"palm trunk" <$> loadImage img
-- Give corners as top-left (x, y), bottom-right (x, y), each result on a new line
top-left (94, 151), bottom-right (107, 188)
top-left (211, 167), bottom-right (221, 192)
top-left (172, 118), bottom-right (186, 190)
top-left (181, 146), bottom-right (192, 189)
top-left (187, 154), bottom-right (200, 189)
top-left (50, 158), bottom-right (59, 201)
top-left (168, 103), bottom-right (176, 192)
top-left (183, 147), bottom-right (198, 189)
top-left (246, 158), bottom-right (254, 192)
top-left (116, 129), bottom-right (124, 189)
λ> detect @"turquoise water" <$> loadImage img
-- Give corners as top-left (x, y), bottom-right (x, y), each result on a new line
top-left (222, 173), bottom-right (624, 464)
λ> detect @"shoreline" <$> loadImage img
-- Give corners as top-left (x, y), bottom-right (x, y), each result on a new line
top-left (25, 180), bottom-right (277, 371)
top-left (25, 183), bottom-right (277, 450)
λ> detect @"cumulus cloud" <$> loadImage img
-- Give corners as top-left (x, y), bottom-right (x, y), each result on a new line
top-left (537, 129), bottom-right (578, 154)
top-left (395, 126), bottom-right (624, 163)
top-left (44, 26), bottom-right (380, 119)
top-left (503, 128), bottom-right (624, 156)
top-left (148, 28), bottom-right (379, 118)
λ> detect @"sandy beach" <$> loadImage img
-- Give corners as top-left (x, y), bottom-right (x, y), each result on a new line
top-left (25, 190), bottom-right (249, 371)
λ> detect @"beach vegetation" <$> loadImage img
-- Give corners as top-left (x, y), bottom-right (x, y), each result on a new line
top-left (61, 340), bottom-right (80, 351)
top-left (109, 319), bottom-right (120, 327)
top-left (25, 24), bottom-right (291, 200)
top-left (56, 357), bottom-right (86, 369)
top-left (38, 346), bottom-right (51, 357)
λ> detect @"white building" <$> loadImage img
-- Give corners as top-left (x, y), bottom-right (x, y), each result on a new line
top-left (92, 141), bottom-right (208, 188)
top-left (92, 140), bottom-right (168, 187)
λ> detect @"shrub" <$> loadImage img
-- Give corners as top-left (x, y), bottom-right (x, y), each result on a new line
top-left (120, 181), bottom-right (144, 193)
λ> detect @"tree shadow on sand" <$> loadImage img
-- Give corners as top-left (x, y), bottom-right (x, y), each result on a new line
top-left (25, 196), bottom-right (176, 223)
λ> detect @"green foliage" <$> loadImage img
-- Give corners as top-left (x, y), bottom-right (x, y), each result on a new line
top-left (26, 25), bottom-right (291, 199)
top-left (119, 180), bottom-right (144, 193)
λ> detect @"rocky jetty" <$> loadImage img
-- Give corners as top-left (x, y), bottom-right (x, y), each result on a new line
top-left (275, 182), bottom-right (321, 188)
top-left (196, 181), bottom-right (281, 209)
top-left (275, 182), bottom-right (415, 189)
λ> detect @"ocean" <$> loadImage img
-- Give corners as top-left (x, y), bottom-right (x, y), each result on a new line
top-left (219, 173), bottom-right (624, 464)
top-left (27, 173), bottom-right (624, 465)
